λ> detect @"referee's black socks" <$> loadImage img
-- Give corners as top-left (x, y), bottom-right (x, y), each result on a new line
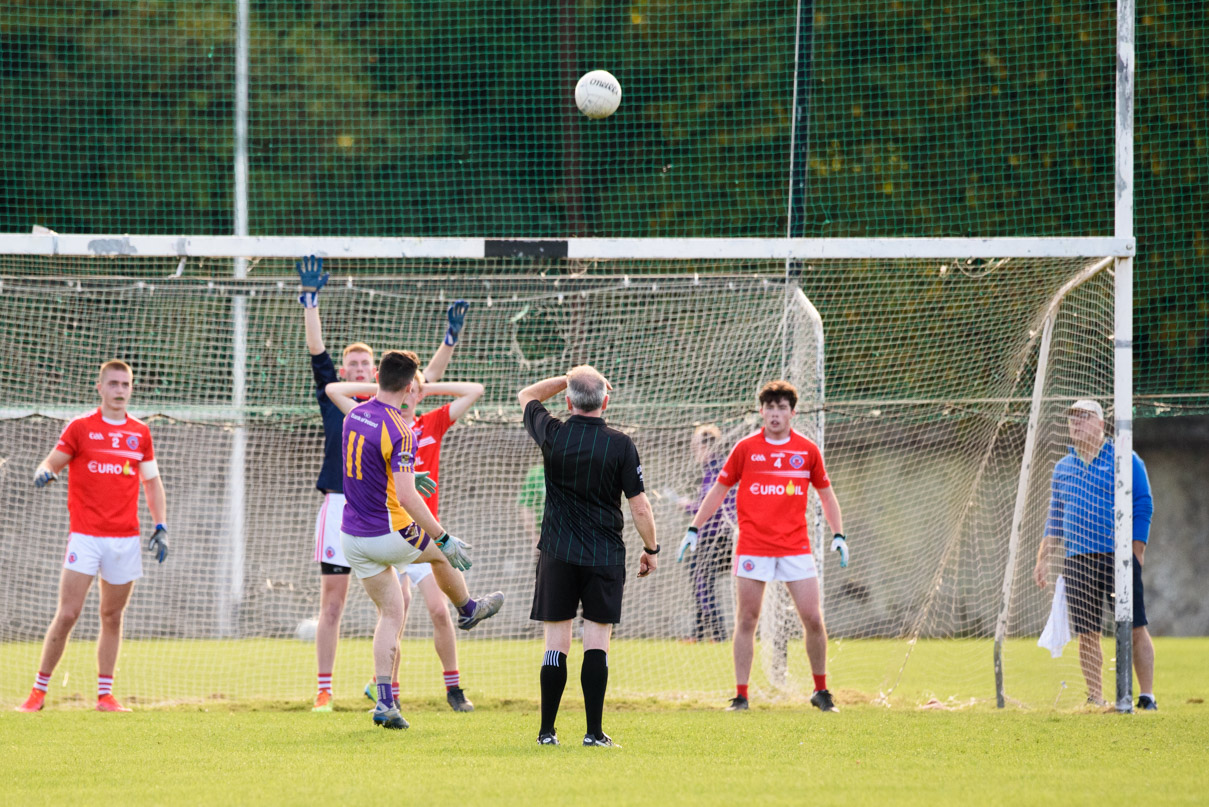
top-left (540, 650), bottom-right (567, 734)
top-left (582, 649), bottom-right (609, 739)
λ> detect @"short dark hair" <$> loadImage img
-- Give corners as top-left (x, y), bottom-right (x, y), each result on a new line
top-left (377, 350), bottom-right (419, 393)
top-left (757, 380), bottom-right (798, 410)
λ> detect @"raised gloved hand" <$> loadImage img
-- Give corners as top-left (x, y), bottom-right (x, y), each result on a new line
top-left (296, 255), bottom-right (329, 308)
top-left (444, 300), bottom-right (470, 346)
top-left (414, 470), bottom-right (437, 499)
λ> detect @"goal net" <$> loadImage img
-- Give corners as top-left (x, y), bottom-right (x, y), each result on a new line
top-left (0, 242), bottom-right (1121, 708)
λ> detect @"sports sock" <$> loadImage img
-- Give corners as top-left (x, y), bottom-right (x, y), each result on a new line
top-left (813, 674), bottom-right (827, 692)
top-left (391, 682), bottom-right (400, 701)
top-left (456, 599), bottom-right (476, 618)
top-left (317, 672), bottom-right (332, 694)
top-left (540, 650), bottom-right (567, 734)
top-left (1140, 692), bottom-right (1154, 700)
top-left (34, 671), bottom-right (50, 693)
top-left (444, 670), bottom-right (460, 691)
top-left (98, 675), bottom-right (114, 698)
top-left (736, 684), bottom-right (749, 700)
top-left (581, 649), bottom-right (609, 739)
top-left (376, 676), bottom-right (393, 709)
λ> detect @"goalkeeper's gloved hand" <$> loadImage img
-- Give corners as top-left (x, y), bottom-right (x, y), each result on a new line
top-left (830, 533), bottom-right (849, 569)
top-left (414, 470), bottom-right (437, 499)
top-left (295, 255), bottom-right (329, 308)
top-left (444, 300), bottom-right (470, 346)
top-left (33, 467), bottom-right (58, 488)
top-left (435, 532), bottom-right (472, 571)
top-left (677, 526), bottom-right (699, 562)
top-left (147, 524), bottom-right (169, 563)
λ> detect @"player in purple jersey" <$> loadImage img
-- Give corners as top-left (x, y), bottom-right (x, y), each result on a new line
top-left (339, 350), bottom-right (503, 730)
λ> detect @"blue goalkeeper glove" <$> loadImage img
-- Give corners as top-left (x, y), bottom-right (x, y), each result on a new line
top-left (295, 255), bottom-right (329, 308)
top-left (414, 470), bottom-right (437, 499)
top-left (444, 300), bottom-right (470, 346)
top-left (435, 532), bottom-right (472, 571)
top-left (147, 524), bottom-right (169, 563)
top-left (33, 467), bottom-right (58, 488)
top-left (830, 533), bottom-right (849, 569)
top-left (677, 526), bottom-right (699, 562)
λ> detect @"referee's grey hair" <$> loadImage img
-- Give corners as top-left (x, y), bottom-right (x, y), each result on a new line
top-left (566, 365), bottom-right (608, 412)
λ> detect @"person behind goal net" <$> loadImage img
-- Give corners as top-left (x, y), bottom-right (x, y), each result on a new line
top-left (684, 380), bottom-right (848, 713)
top-left (325, 367), bottom-right (484, 712)
top-left (339, 349), bottom-right (504, 730)
top-left (297, 255), bottom-right (465, 711)
top-left (17, 360), bottom-right (170, 713)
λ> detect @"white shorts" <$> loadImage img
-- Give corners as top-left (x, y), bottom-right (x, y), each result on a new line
top-left (733, 553), bottom-right (818, 583)
top-left (341, 528), bottom-right (427, 579)
top-left (63, 533), bottom-right (143, 585)
top-left (400, 563), bottom-right (434, 585)
top-left (314, 493), bottom-right (349, 568)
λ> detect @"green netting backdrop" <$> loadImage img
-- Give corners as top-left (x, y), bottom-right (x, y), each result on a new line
top-left (0, 1), bottom-right (1205, 410)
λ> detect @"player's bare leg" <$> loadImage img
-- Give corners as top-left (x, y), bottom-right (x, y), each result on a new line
top-left (1133, 626), bottom-right (1156, 708)
top-left (416, 574), bottom-right (470, 711)
top-left (414, 543), bottom-right (504, 630)
top-left (786, 577), bottom-right (837, 712)
top-left (359, 566), bottom-right (408, 729)
top-left (1077, 632), bottom-right (1105, 704)
top-left (95, 579), bottom-right (134, 711)
top-left (314, 573), bottom-right (350, 711)
top-left (729, 577), bottom-right (766, 710)
top-left (18, 569), bottom-right (93, 711)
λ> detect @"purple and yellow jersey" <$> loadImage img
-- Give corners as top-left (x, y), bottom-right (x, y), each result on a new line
top-left (339, 398), bottom-right (418, 537)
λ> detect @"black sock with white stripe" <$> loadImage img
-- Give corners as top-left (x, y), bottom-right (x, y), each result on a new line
top-left (540, 650), bottom-right (567, 735)
top-left (582, 649), bottom-right (609, 739)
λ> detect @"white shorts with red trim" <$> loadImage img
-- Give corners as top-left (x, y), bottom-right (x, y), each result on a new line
top-left (733, 553), bottom-right (818, 583)
top-left (399, 562), bottom-right (434, 585)
top-left (63, 533), bottom-right (143, 585)
top-left (314, 493), bottom-right (349, 568)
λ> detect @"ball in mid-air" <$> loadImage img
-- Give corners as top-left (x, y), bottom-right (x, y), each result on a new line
top-left (575, 70), bottom-right (622, 119)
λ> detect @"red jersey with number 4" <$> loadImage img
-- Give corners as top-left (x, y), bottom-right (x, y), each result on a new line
top-left (411, 403), bottom-right (453, 517)
top-left (55, 409), bottom-right (155, 536)
top-left (718, 429), bottom-right (829, 557)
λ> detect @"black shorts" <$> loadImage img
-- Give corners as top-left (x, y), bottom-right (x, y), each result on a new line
top-left (1063, 552), bottom-right (1147, 634)
top-left (530, 552), bottom-right (626, 625)
top-left (320, 561), bottom-right (351, 576)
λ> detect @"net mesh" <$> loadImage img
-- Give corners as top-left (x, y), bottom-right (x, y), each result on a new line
top-left (0, 2), bottom-right (1205, 410)
top-left (0, 253), bottom-right (1114, 707)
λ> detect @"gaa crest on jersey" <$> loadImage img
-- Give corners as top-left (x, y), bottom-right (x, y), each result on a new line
top-left (790, 453), bottom-right (805, 469)
top-left (126, 434), bottom-right (140, 450)
top-left (742, 559), bottom-right (755, 572)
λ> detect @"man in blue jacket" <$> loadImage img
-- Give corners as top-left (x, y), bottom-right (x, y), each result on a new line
top-left (1034, 399), bottom-right (1157, 709)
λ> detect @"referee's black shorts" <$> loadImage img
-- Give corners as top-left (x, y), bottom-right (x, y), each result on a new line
top-left (530, 552), bottom-right (626, 625)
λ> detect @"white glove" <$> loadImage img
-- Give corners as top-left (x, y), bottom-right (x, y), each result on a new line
top-left (436, 532), bottom-right (472, 571)
top-left (33, 467), bottom-right (57, 488)
top-left (830, 534), bottom-right (849, 569)
top-left (677, 527), bottom-right (699, 562)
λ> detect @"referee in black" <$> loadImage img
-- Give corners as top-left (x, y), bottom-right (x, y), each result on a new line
top-left (519, 365), bottom-right (658, 748)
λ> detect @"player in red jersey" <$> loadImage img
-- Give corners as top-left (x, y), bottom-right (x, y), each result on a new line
top-left (684, 380), bottom-right (848, 713)
top-left (327, 369), bottom-right (484, 711)
top-left (16, 360), bottom-right (169, 713)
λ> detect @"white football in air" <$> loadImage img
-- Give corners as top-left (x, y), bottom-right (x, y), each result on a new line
top-left (295, 618), bottom-right (318, 642)
top-left (576, 70), bottom-right (622, 119)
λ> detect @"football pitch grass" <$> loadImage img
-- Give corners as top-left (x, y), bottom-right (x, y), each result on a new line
top-left (2, 639), bottom-right (1207, 805)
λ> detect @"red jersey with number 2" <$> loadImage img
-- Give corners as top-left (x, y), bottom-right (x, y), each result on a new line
top-left (55, 409), bottom-right (155, 536)
top-left (718, 429), bottom-right (829, 557)
top-left (411, 403), bottom-right (453, 517)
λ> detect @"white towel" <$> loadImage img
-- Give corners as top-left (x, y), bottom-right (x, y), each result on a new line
top-left (1038, 575), bottom-right (1072, 658)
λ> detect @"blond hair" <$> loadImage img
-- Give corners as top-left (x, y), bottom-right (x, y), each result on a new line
top-left (98, 359), bottom-right (133, 382)
top-left (342, 342), bottom-right (374, 360)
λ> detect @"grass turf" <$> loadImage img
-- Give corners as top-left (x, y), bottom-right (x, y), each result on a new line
top-left (1, 638), bottom-right (1206, 805)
